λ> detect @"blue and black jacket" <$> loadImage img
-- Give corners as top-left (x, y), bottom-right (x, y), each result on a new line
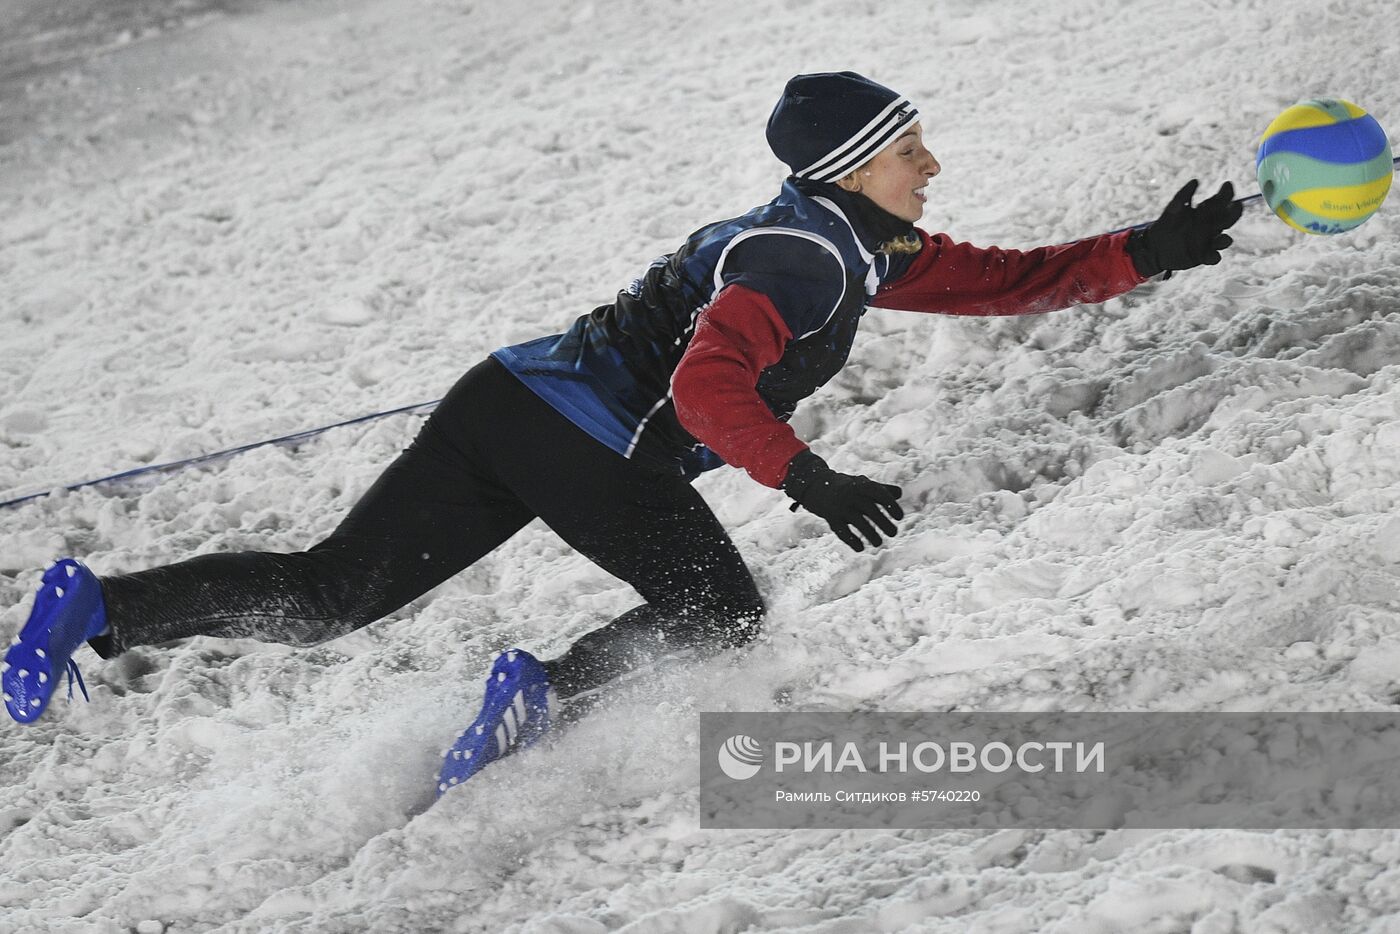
top-left (492, 179), bottom-right (914, 478)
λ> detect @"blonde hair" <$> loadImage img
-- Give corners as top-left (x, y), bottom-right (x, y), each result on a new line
top-left (879, 233), bottom-right (922, 254)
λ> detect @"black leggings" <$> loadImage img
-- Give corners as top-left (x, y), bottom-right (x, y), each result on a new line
top-left (94, 358), bottom-right (764, 698)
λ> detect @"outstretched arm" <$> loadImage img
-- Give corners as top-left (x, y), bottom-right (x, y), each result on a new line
top-left (872, 228), bottom-right (1146, 317)
top-left (874, 179), bottom-right (1242, 316)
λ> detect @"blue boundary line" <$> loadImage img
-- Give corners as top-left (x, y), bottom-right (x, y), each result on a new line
top-left (1, 400), bottom-right (440, 509)
top-left (4, 156), bottom-right (1397, 512)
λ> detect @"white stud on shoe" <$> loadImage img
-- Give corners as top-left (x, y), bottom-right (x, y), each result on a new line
top-left (475, 725), bottom-right (484, 735)
top-left (37, 673), bottom-right (47, 685)
top-left (66, 565), bottom-right (76, 578)
top-left (496, 672), bottom-right (505, 683)
top-left (29, 698), bottom-right (40, 708)
top-left (55, 587), bottom-right (63, 599)
top-left (2, 694), bottom-right (11, 703)
top-left (17, 670), bottom-right (27, 679)
top-left (463, 750), bottom-right (472, 759)
top-left (35, 650), bottom-right (45, 659)
top-left (507, 651), bottom-right (516, 662)
top-left (438, 782), bottom-right (448, 792)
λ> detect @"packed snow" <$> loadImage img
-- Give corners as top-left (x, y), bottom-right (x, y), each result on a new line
top-left (3, 0), bottom-right (1400, 930)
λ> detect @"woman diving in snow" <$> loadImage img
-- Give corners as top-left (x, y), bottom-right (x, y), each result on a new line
top-left (3, 72), bottom-right (1241, 794)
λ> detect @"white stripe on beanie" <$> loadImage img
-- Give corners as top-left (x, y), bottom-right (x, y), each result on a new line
top-left (798, 97), bottom-right (920, 183)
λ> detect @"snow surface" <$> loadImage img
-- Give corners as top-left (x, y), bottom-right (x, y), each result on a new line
top-left (3, 0), bottom-right (1400, 930)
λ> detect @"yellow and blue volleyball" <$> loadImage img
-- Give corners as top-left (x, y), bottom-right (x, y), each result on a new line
top-left (1255, 98), bottom-right (1392, 235)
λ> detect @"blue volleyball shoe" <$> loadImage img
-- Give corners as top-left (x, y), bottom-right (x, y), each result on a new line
top-left (3, 559), bottom-right (107, 724)
top-left (437, 648), bottom-right (555, 797)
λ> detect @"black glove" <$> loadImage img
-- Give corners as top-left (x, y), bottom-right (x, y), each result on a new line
top-left (1126, 179), bottom-right (1244, 278)
top-left (782, 451), bottom-right (904, 552)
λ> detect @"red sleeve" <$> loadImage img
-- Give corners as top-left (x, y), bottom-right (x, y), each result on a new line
top-left (872, 228), bottom-right (1148, 316)
top-left (672, 284), bottom-right (810, 489)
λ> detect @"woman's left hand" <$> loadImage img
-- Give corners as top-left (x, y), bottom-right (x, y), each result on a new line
top-left (1127, 179), bottom-right (1244, 278)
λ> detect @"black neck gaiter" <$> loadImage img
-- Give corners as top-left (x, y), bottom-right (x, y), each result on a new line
top-left (792, 177), bottom-right (917, 253)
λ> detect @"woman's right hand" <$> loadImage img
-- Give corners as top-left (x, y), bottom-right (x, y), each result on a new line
top-left (781, 451), bottom-right (904, 552)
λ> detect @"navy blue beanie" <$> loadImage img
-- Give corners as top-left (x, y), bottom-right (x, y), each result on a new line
top-left (766, 72), bottom-right (920, 183)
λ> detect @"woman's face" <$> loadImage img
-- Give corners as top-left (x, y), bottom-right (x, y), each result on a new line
top-left (843, 122), bottom-right (941, 222)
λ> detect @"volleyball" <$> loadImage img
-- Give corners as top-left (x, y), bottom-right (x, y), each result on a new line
top-left (1255, 98), bottom-right (1393, 235)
